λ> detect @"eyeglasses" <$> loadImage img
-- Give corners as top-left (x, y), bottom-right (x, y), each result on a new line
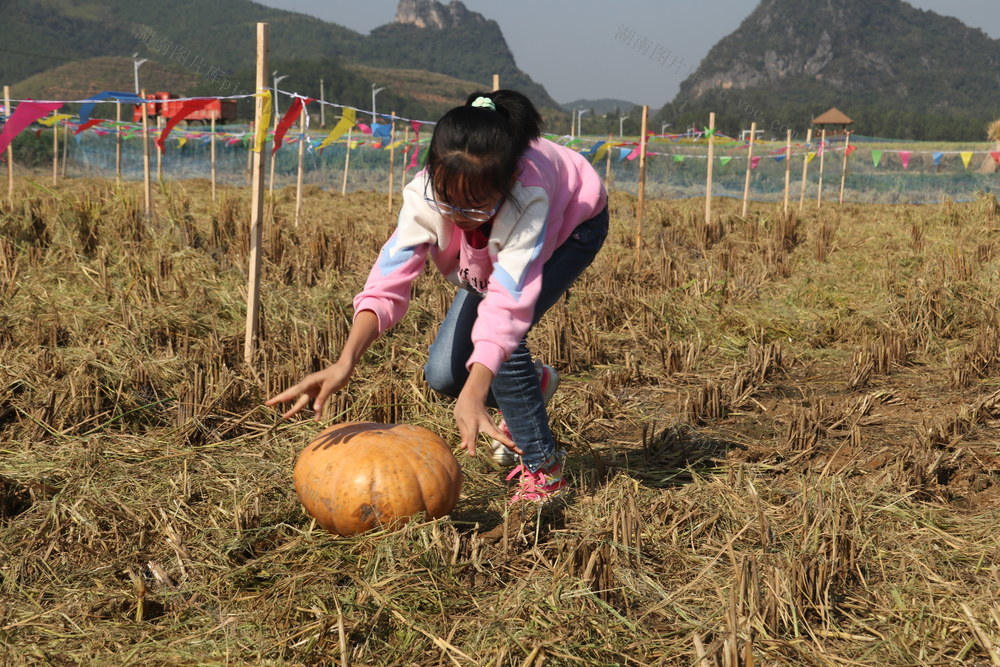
top-left (424, 197), bottom-right (502, 223)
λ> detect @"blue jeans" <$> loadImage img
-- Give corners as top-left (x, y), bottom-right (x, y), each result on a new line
top-left (424, 207), bottom-right (609, 471)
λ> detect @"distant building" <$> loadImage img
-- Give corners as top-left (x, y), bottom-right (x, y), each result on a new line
top-left (811, 108), bottom-right (853, 136)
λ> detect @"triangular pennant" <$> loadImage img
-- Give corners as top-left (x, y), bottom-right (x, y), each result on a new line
top-left (272, 96), bottom-right (314, 154)
top-left (845, 145), bottom-right (858, 157)
top-left (773, 154), bottom-right (786, 163)
top-left (899, 151), bottom-right (911, 170)
top-left (992, 151), bottom-right (1000, 165)
top-left (719, 156), bottom-right (732, 166)
top-left (74, 118), bottom-right (104, 135)
top-left (618, 147), bottom-right (630, 161)
top-left (961, 152), bottom-right (973, 169)
top-left (319, 107), bottom-right (356, 150)
top-left (591, 142), bottom-right (611, 164)
top-left (872, 150), bottom-right (883, 168)
top-left (673, 154), bottom-right (685, 163)
top-left (806, 152), bottom-right (816, 164)
top-left (157, 98), bottom-right (213, 151)
top-left (625, 146), bottom-right (641, 161)
top-left (750, 156), bottom-right (761, 169)
top-left (37, 113), bottom-right (72, 127)
top-left (932, 152), bottom-right (944, 167)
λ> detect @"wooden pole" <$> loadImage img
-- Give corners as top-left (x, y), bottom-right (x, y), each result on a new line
top-left (294, 106), bottom-right (305, 226)
top-left (210, 116), bottom-right (217, 201)
top-left (741, 121), bottom-right (756, 217)
top-left (401, 123), bottom-right (409, 197)
top-left (319, 79), bottom-right (325, 127)
top-left (115, 102), bottom-right (122, 183)
top-left (246, 121), bottom-right (253, 186)
top-left (816, 129), bottom-right (826, 208)
top-left (783, 129), bottom-right (792, 215)
top-left (155, 114), bottom-right (163, 183)
top-left (635, 105), bottom-right (648, 267)
top-left (492, 74), bottom-right (500, 91)
top-left (341, 127), bottom-right (351, 196)
top-left (605, 132), bottom-right (613, 183)
top-left (839, 131), bottom-right (852, 205)
top-left (52, 117), bottom-right (58, 187)
top-left (798, 128), bottom-right (813, 212)
top-left (245, 22), bottom-right (269, 367)
top-left (141, 89), bottom-right (152, 218)
top-left (4, 86), bottom-right (13, 206)
top-left (387, 111), bottom-right (396, 213)
top-left (61, 121), bottom-right (68, 178)
top-left (705, 112), bottom-right (715, 226)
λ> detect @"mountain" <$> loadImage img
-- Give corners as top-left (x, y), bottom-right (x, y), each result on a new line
top-left (658, 0), bottom-right (1000, 140)
top-left (2, 0), bottom-right (559, 121)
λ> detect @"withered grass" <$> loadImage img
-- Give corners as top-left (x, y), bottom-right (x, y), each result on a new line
top-left (2, 175), bottom-right (1000, 665)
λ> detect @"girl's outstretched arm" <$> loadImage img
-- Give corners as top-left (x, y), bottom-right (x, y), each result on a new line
top-left (454, 362), bottom-right (518, 457)
top-left (265, 310), bottom-right (380, 420)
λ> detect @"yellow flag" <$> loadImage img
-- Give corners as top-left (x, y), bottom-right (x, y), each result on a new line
top-left (37, 113), bottom-right (72, 127)
top-left (319, 107), bottom-right (356, 150)
top-left (253, 90), bottom-right (272, 153)
top-left (177, 137), bottom-right (187, 148)
top-left (592, 142), bottom-right (612, 164)
top-left (806, 152), bottom-right (817, 163)
top-left (961, 152), bottom-right (973, 169)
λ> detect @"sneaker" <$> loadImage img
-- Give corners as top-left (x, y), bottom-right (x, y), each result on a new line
top-left (506, 451), bottom-right (568, 504)
top-left (491, 361), bottom-right (560, 465)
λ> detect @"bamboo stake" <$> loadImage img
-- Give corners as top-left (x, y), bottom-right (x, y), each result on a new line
top-left (816, 129), bottom-right (826, 208)
top-left (387, 111), bottom-right (396, 213)
top-left (741, 121), bottom-right (756, 217)
top-left (4, 86), bottom-right (13, 206)
top-left (705, 112), bottom-right (715, 226)
top-left (782, 129), bottom-right (792, 215)
top-left (210, 116), bottom-right (217, 201)
top-left (492, 74), bottom-right (500, 91)
top-left (341, 127), bottom-right (352, 196)
top-left (244, 22), bottom-right (269, 367)
top-left (115, 102), bottom-right (122, 183)
top-left (294, 106), bottom-right (305, 226)
top-left (141, 89), bottom-right (152, 218)
top-left (52, 116), bottom-right (59, 187)
top-left (839, 131), bottom-right (851, 204)
top-left (155, 114), bottom-right (163, 183)
top-left (798, 128), bottom-right (813, 212)
top-left (635, 105), bottom-right (648, 268)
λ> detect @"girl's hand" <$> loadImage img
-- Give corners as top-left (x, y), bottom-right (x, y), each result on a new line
top-left (454, 388), bottom-right (520, 458)
top-left (265, 360), bottom-right (354, 420)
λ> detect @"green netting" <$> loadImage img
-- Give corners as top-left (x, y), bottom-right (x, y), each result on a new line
top-left (58, 127), bottom-right (999, 204)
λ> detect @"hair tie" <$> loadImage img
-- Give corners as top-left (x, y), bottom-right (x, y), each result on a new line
top-left (471, 96), bottom-right (496, 111)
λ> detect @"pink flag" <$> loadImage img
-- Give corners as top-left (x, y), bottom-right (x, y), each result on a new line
top-left (750, 156), bottom-right (761, 169)
top-left (410, 120), bottom-right (422, 135)
top-left (356, 123), bottom-right (372, 135)
top-left (899, 151), bottom-right (911, 170)
top-left (0, 100), bottom-right (64, 155)
top-left (845, 145), bottom-right (858, 157)
top-left (625, 146), bottom-right (641, 161)
top-left (992, 152), bottom-right (1000, 165)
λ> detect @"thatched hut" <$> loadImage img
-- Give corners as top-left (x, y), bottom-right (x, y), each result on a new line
top-left (811, 108), bottom-right (853, 136)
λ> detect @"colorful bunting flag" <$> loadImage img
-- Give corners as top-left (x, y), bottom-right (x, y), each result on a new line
top-left (625, 146), bottom-right (641, 161)
top-left (719, 156), bottom-right (732, 166)
top-left (872, 150), bottom-right (883, 168)
top-left (591, 142), bottom-right (611, 164)
top-left (156, 98), bottom-right (214, 151)
top-left (992, 152), bottom-right (1000, 166)
top-left (932, 152), bottom-right (944, 167)
top-left (272, 96), bottom-right (314, 154)
top-left (750, 156), bottom-right (761, 169)
top-left (845, 145), bottom-right (858, 157)
top-left (0, 100), bottom-right (64, 155)
top-left (806, 152), bottom-right (816, 164)
top-left (899, 151), bottom-right (911, 170)
top-left (673, 154), bottom-right (685, 163)
top-left (74, 119), bottom-right (104, 135)
top-left (79, 91), bottom-right (144, 124)
top-left (356, 122), bottom-right (372, 135)
top-left (961, 152), bottom-right (973, 169)
top-left (618, 148), bottom-right (630, 161)
top-left (319, 107), bottom-right (356, 150)
top-left (37, 113), bottom-right (72, 127)
top-left (252, 90), bottom-right (272, 153)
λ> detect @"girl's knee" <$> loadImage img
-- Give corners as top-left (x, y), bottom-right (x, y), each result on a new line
top-left (423, 360), bottom-right (462, 398)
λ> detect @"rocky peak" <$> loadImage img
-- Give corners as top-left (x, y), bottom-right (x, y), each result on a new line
top-left (394, 0), bottom-right (485, 30)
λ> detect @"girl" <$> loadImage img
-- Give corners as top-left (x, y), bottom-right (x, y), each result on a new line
top-left (267, 90), bottom-right (608, 503)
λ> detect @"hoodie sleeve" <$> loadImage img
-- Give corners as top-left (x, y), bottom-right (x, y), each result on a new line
top-left (466, 186), bottom-right (550, 374)
top-left (353, 174), bottom-right (447, 333)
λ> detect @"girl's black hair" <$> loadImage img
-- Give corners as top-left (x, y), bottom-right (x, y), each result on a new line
top-left (425, 89), bottom-right (543, 208)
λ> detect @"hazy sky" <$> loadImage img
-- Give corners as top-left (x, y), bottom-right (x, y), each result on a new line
top-left (257, 0), bottom-right (1000, 108)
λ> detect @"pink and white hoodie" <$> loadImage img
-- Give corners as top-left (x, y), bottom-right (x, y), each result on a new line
top-left (353, 137), bottom-right (607, 374)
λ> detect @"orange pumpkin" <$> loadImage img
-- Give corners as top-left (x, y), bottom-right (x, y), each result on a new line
top-left (293, 422), bottom-right (463, 536)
